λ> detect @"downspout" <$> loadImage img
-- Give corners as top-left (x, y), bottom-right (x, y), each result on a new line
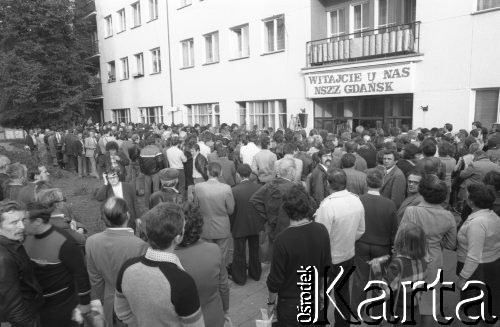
top-left (165, 0), bottom-right (175, 124)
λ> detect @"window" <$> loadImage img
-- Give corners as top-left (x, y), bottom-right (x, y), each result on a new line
top-left (117, 9), bottom-right (126, 32)
top-left (181, 38), bottom-right (194, 68)
top-left (378, 0), bottom-right (396, 30)
top-left (263, 15), bottom-right (285, 53)
top-left (186, 103), bottom-right (219, 125)
top-left (477, 0), bottom-right (500, 10)
top-left (247, 100), bottom-right (287, 129)
top-left (230, 24), bottom-right (249, 58)
top-left (134, 53), bottom-right (144, 76)
top-left (352, 2), bottom-right (369, 36)
top-left (328, 8), bottom-right (347, 37)
top-left (238, 102), bottom-right (247, 126)
top-left (139, 106), bottom-right (163, 124)
top-left (112, 109), bottom-right (131, 123)
top-left (149, 0), bottom-right (158, 20)
top-left (120, 57), bottom-right (129, 80)
top-left (475, 89), bottom-right (499, 128)
top-left (179, 0), bottom-right (192, 8)
top-left (151, 48), bottom-right (161, 73)
top-left (107, 61), bottom-right (116, 82)
top-left (104, 15), bottom-right (113, 37)
top-left (204, 32), bottom-right (219, 64)
top-left (131, 2), bottom-right (141, 27)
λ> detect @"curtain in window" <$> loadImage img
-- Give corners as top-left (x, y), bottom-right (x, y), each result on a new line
top-left (475, 90), bottom-right (499, 128)
top-left (213, 33), bottom-right (219, 62)
top-left (266, 20), bottom-right (274, 51)
top-left (277, 17), bottom-right (285, 50)
top-left (478, 0), bottom-right (500, 10)
top-left (205, 36), bottom-right (213, 62)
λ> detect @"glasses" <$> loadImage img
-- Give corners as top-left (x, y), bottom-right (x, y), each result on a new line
top-left (408, 180), bottom-right (420, 184)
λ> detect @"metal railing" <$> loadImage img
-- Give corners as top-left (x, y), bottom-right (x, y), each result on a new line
top-left (90, 40), bottom-right (99, 56)
top-left (90, 82), bottom-right (103, 97)
top-left (306, 21), bottom-right (420, 67)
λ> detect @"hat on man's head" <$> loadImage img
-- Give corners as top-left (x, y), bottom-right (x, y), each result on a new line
top-left (159, 168), bottom-right (179, 181)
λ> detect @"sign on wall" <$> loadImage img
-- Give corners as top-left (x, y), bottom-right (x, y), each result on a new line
top-left (305, 64), bottom-right (413, 98)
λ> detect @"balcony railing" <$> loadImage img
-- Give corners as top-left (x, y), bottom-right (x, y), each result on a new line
top-left (307, 21), bottom-right (420, 67)
top-left (81, 0), bottom-right (96, 18)
top-left (90, 82), bottom-right (103, 98)
top-left (90, 40), bottom-right (99, 56)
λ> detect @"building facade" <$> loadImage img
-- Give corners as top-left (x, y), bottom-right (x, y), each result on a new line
top-left (95, 0), bottom-right (500, 131)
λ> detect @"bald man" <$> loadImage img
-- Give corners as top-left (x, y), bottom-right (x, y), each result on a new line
top-left (85, 197), bottom-right (148, 326)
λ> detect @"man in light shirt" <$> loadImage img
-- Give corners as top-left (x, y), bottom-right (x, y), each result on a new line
top-left (197, 132), bottom-right (211, 159)
top-left (165, 138), bottom-right (187, 197)
top-left (240, 133), bottom-right (260, 166)
top-left (314, 168), bottom-right (365, 327)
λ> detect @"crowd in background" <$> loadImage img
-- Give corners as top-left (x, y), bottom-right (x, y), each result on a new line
top-left (1, 119), bottom-right (500, 326)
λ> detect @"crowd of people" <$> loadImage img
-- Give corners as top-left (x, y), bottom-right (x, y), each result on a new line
top-left (1, 119), bottom-right (500, 326)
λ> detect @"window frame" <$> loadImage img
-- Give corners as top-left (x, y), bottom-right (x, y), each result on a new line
top-left (230, 24), bottom-right (250, 59)
top-left (120, 57), bottom-right (129, 80)
top-left (149, 0), bottom-right (159, 21)
top-left (104, 15), bottom-right (113, 38)
top-left (350, 1), bottom-right (370, 37)
top-left (134, 52), bottom-right (144, 77)
top-left (203, 31), bottom-right (220, 64)
top-left (181, 38), bottom-right (195, 68)
top-left (131, 1), bottom-right (142, 28)
top-left (245, 100), bottom-right (287, 130)
top-left (186, 103), bottom-right (220, 126)
top-left (107, 61), bottom-right (116, 83)
top-left (150, 48), bottom-right (161, 74)
top-left (262, 15), bottom-right (285, 54)
top-left (139, 106), bottom-right (164, 124)
top-left (477, 0), bottom-right (500, 11)
top-left (117, 8), bottom-right (126, 33)
top-left (112, 109), bottom-right (131, 124)
top-left (327, 7), bottom-right (347, 38)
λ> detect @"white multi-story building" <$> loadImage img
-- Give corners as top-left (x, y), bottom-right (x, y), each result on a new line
top-left (95, 0), bottom-right (500, 131)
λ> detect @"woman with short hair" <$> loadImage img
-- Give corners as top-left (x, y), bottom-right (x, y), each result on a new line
top-left (399, 174), bottom-right (457, 326)
top-left (175, 203), bottom-right (229, 327)
top-left (266, 184), bottom-right (330, 326)
top-left (456, 184), bottom-right (500, 323)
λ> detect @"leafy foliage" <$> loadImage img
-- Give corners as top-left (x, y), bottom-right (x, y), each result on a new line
top-left (0, 0), bottom-right (96, 129)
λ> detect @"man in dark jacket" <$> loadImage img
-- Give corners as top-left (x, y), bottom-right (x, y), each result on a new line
top-left (230, 164), bottom-right (262, 285)
top-left (139, 136), bottom-right (166, 206)
top-left (250, 158), bottom-right (297, 262)
top-left (308, 148), bottom-right (330, 204)
top-left (99, 141), bottom-right (130, 182)
top-left (0, 200), bottom-right (43, 326)
top-left (149, 168), bottom-right (184, 209)
top-left (352, 169), bottom-right (398, 310)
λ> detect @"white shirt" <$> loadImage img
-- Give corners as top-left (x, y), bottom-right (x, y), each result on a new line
top-left (192, 154), bottom-right (203, 179)
top-left (314, 190), bottom-right (365, 264)
top-left (111, 183), bottom-right (124, 199)
top-left (198, 142), bottom-right (210, 159)
top-left (166, 146), bottom-right (187, 169)
top-left (240, 142), bottom-right (260, 165)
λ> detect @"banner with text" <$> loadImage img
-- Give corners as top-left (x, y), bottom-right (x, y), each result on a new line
top-left (305, 64), bottom-right (413, 98)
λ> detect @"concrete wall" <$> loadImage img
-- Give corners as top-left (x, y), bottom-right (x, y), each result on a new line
top-left (96, 0), bottom-right (173, 123)
top-left (170, 0), bottom-right (313, 127)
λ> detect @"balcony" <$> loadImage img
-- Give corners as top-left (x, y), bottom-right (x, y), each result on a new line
top-left (307, 21), bottom-right (420, 67)
top-left (89, 82), bottom-right (103, 99)
top-left (80, 0), bottom-right (97, 19)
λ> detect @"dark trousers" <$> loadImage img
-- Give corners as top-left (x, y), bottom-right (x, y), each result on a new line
top-left (351, 242), bottom-right (392, 311)
top-left (232, 235), bottom-right (261, 285)
top-left (326, 258), bottom-right (354, 327)
top-left (40, 291), bottom-right (78, 327)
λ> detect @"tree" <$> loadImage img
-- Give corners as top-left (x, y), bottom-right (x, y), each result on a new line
top-left (0, 0), bottom-right (95, 129)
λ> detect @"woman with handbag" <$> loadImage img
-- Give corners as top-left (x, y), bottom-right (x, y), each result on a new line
top-left (85, 130), bottom-right (99, 178)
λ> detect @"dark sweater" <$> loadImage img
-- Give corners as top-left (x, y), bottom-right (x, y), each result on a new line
top-left (359, 193), bottom-right (398, 246)
top-left (267, 222), bottom-right (331, 299)
top-left (24, 226), bottom-right (91, 305)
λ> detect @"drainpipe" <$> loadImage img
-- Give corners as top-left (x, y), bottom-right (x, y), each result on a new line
top-left (165, 0), bottom-right (175, 125)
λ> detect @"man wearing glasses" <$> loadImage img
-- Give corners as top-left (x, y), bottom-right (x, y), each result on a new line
top-left (397, 170), bottom-right (423, 222)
